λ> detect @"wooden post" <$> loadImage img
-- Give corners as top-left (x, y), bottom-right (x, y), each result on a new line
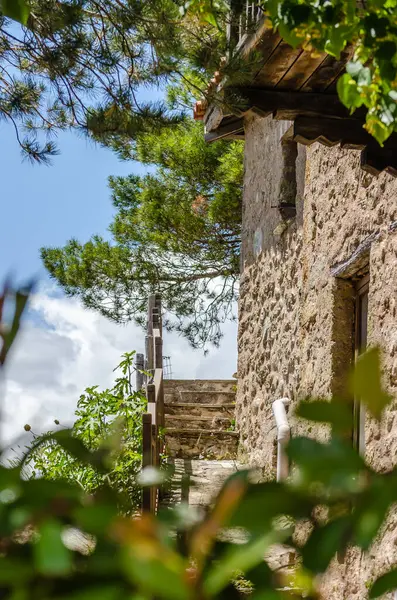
top-left (155, 336), bottom-right (163, 370)
top-left (147, 382), bottom-right (156, 406)
top-left (155, 293), bottom-right (162, 335)
top-left (151, 423), bottom-right (158, 510)
top-left (147, 295), bottom-right (157, 337)
top-left (142, 413), bottom-right (153, 512)
top-left (146, 334), bottom-right (154, 374)
top-left (140, 293), bottom-right (165, 514)
top-left (136, 353), bottom-right (144, 391)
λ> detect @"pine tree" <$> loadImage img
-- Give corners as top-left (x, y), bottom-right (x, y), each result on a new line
top-left (0, 0), bottom-right (227, 162)
top-left (41, 120), bottom-right (243, 349)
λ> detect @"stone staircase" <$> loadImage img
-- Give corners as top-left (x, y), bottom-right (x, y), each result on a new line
top-left (163, 379), bottom-right (239, 460)
top-left (161, 379), bottom-right (240, 512)
top-left (160, 379), bottom-right (300, 595)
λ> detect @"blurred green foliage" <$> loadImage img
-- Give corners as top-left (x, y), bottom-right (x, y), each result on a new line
top-left (1, 285), bottom-right (397, 599)
top-left (0, 0), bottom-right (29, 24)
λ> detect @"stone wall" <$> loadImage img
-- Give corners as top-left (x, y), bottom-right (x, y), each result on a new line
top-left (237, 112), bottom-right (397, 598)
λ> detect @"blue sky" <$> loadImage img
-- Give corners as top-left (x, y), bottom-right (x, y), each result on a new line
top-left (0, 125), bottom-right (140, 283)
top-left (1, 83), bottom-right (166, 284)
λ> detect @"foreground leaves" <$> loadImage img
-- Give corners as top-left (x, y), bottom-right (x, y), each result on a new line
top-left (351, 347), bottom-right (393, 419)
top-left (370, 567), bottom-right (397, 598)
top-left (1, 0), bottom-right (29, 24)
top-left (0, 281), bottom-right (33, 365)
top-left (1, 294), bottom-right (397, 600)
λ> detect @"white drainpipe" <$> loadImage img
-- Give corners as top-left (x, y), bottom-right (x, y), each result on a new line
top-left (272, 398), bottom-right (291, 481)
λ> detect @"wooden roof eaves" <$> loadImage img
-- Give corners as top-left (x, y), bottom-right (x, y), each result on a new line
top-left (202, 19), bottom-right (397, 176)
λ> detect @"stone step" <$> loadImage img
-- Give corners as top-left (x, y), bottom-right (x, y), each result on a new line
top-left (162, 459), bottom-right (243, 510)
top-left (165, 429), bottom-right (239, 460)
top-left (164, 390), bottom-right (236, 405)
top-left (164, 402), bottom-right (235, 418)
top-left (165, 414), bottom-right (234, 431)
top-left (164, 379), bottom-right (236, 393)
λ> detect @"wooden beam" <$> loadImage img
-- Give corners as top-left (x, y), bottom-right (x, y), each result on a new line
top-left (292, 116), bottom-right (379, 149)
top-left (276, 49), bottom-right (327, 91)
top-left (361, 145), bottom-right (397, 177)
top-left (205, 104), bottom-right (227, 133)
top-left (254, 42), bottom-right (303, 88)
top-left (205, 117), bottom-right (244, 143)
top-left (301, 47), bottom-right (353, 92)
top-left (235, 88), bottom-right (365, 121)
top-left (293, 116), bottom-right (397, 178)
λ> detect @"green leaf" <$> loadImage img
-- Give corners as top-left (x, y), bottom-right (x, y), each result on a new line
top-left (0, 0), bottom-right (30, 24)
top-left (60, 585), bottom-right (124, 600)
top-left (301, 516), bottom-right (351, 573)
top-left (35, 519), bottom-right (73, 576)
top-left (203, 532), bottom-right (284, 595)
top-left (351, 348), bottom-right (392, 420)
top-left (227, 480), bottom-right (312, 533)
top-left (375, 40), bottom-right (397, 61)
top-left (337, 73), bottom-right (363, 111)
top-left (122, 548), bottom-right (189, 600)
top-left (352, 477), bottom-right (394, 550)
top-left (365, 114), bottom-right (393, 145)
top-left (287, 437), bottom-right (365, 491)
top-left (324, 24), bottom-right (350, 58)
top-left (74, 503), bottom-right (118, 535)
top-left (287, 4), bottom-right (311, 28)
top-left (0, 558), bottom-right (33, 582)
top-left (277, 21), bottom-right (302, 48)
top-left (296, 399), bottom-right (353, 436)
top-left (250, 593), bottom-right (286, 600)
top-left (0, 285), bottom-right (33, 365)
top-left (369, 568), bottom-right (397, 598)
top-left (378, 59), bottom-right (397, 83)
top-left (363, 14), bottom-right (389, 41)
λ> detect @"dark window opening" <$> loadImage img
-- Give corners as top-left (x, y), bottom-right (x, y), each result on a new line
top-left (277, 140), bottom-right (298, 220)
top-left (352, 273), bottom-right (369, 454)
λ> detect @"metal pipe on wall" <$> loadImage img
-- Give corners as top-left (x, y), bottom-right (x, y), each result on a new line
top-left (271, 398), bottom-right (291, 481)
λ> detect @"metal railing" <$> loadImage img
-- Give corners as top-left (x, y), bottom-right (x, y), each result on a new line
top-left (137, 294), bottom-right (165, 514)
top-left (228, 1), bottom-right (264, 48)
top-left (163, 356), bottom-right (173, 379)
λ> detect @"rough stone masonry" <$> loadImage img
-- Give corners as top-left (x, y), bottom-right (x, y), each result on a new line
top-left (237, 113), bottom-right (397, 599)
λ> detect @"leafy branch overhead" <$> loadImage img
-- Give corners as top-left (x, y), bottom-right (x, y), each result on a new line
top-left (263, 0), bottom-right (397, 145)
top-left (0, 281), bottom-right (33, 365)
top-left (1, 0), bottom-right (29, 23)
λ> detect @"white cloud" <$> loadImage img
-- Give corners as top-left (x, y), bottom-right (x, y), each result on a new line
top-left (2, 286), bottom-right (237, 446)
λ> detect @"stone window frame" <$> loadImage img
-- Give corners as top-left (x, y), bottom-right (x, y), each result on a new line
top-left (331, 243), bottom-right (371, 456)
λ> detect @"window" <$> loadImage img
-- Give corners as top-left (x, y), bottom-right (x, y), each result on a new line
top-left (352, 273), bottom-right (369, 455)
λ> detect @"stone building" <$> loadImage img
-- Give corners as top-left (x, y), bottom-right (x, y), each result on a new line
top-left (199, 5), bottom-right (397, 599)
